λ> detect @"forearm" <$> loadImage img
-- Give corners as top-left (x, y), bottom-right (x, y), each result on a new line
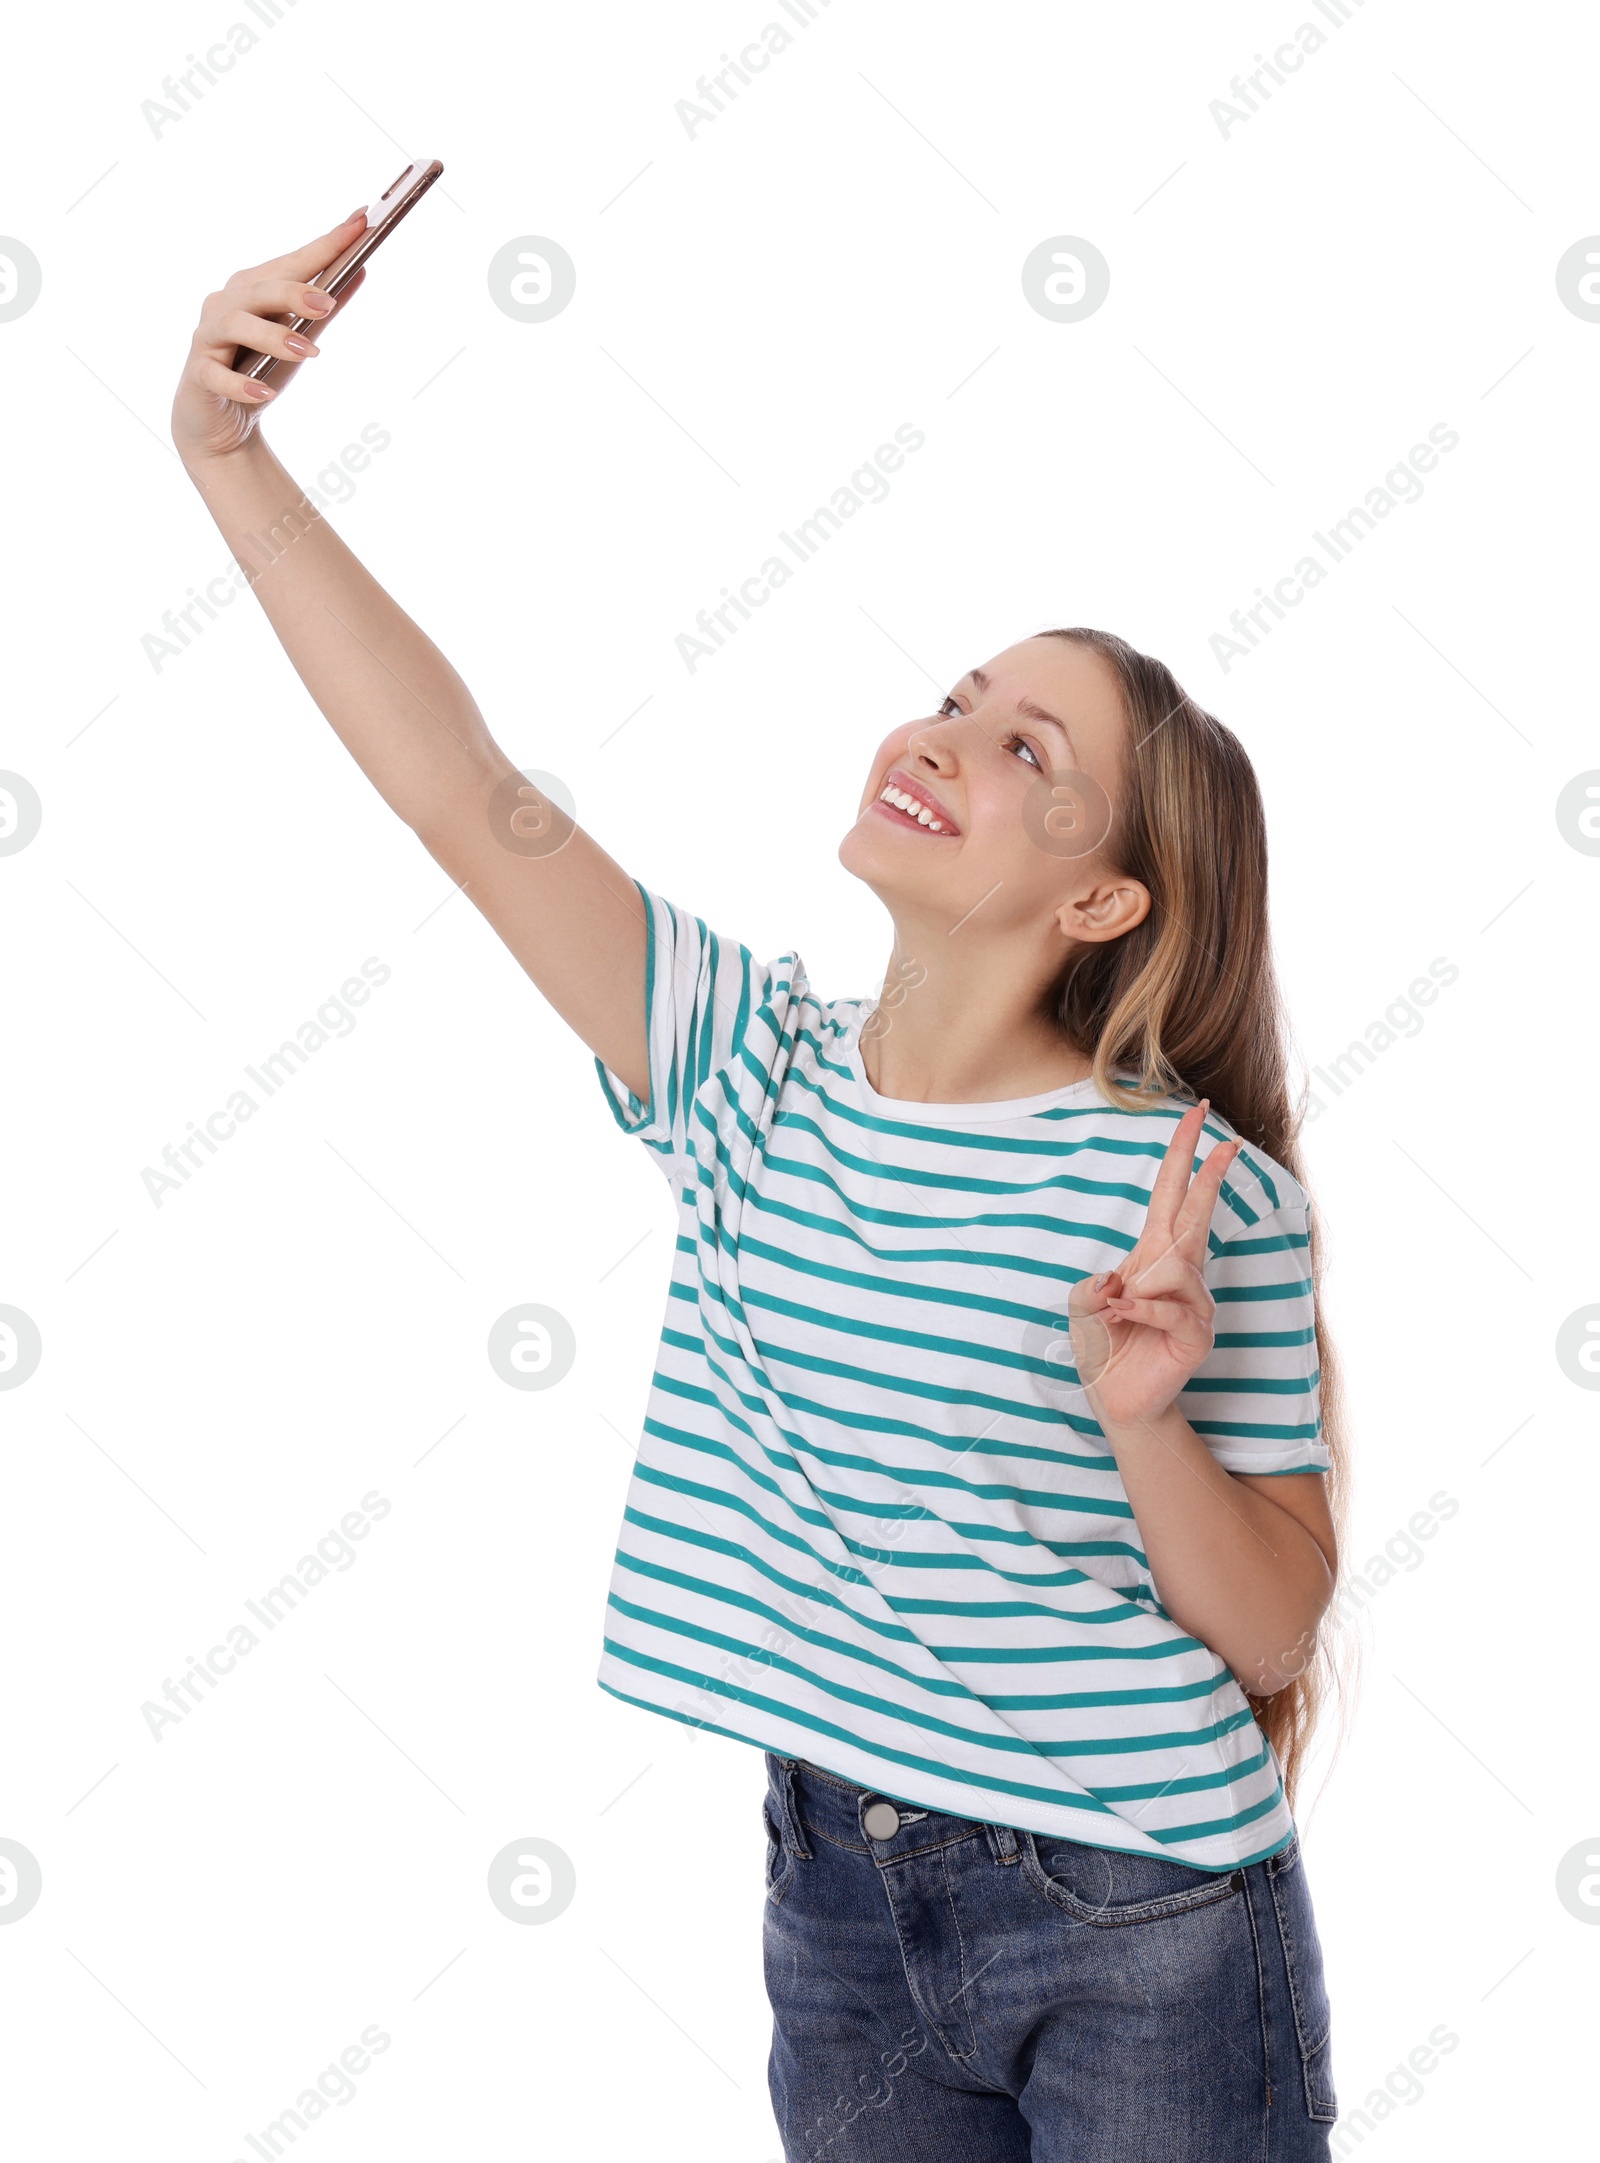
top-left (1099, 1403), bottom-right (1334, 1694)
top-left (182, 435), bottom-right (502, 834)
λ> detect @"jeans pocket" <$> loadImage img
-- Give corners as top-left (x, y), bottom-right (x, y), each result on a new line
top-left (1022, 1832), bottom-right (1243, 1927)
top-left (1266, 1838), bottom-right (1337, 2123)
top-left (762, 1796), bottom-right (795, 1904)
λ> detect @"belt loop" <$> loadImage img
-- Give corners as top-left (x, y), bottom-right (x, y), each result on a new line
top-left (771, 1756), bottom-right (812, 1858)
top-left (985, 1818), bottom-right (1020, 1864)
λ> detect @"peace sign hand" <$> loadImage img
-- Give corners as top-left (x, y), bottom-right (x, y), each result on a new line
top-left (1065, 1100), bottom-right (1243, 1433)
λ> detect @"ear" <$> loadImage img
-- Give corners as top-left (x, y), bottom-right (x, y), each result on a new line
top-left (1054, 876), bottom-right (1151, 946)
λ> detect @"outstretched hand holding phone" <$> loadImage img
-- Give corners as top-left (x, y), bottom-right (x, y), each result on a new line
top-left (168, 169), bottom-right (651, 1103)
top-left (170, 208), bottom-right (369, 463)
top-left (232, 158), bottom-right (443, 386)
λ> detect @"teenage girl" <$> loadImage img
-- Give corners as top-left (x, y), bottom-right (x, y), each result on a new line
top-left (173, 212), bottom-right (1346, 2162)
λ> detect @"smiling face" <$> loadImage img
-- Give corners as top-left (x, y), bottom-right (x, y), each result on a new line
top-left (839, 635), bottom-right (1145, 960)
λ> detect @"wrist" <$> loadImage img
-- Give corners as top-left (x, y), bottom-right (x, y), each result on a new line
top-left (180, 433), bottom-right (273, 490)
top-left (1090, 1396), bottom-right (1190, 1452)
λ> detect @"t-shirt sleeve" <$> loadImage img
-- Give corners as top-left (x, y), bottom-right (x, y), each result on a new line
top-left (1178, 1186), bottom-right (1327, 1476)
top-left (593, 880), bottom-right (790, 1187)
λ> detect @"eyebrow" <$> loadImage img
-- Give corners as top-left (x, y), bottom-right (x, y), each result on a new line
top-left (963, 666), bottom-right (1078, 761)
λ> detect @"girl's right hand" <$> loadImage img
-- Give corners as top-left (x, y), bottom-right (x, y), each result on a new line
top-left (170, 210), bottom-right (369, 467)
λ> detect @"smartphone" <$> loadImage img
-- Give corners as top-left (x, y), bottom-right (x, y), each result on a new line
top-left (233, 157), bottom-right (444, 385)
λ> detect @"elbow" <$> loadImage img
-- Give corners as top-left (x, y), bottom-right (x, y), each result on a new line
top-left (1249, 1553), bottom-right (1337, 1696)
top-left (1239, 1620), bottom-right (1325, 1699)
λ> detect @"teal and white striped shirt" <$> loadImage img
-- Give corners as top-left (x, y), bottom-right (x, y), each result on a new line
top-left (595, 885), bottom-right (1326, 1870)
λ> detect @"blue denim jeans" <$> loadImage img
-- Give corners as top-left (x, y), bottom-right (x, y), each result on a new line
top-left (762, 1755), bottom-right (1336, 2162)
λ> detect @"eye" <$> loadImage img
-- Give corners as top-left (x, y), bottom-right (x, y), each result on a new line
top-left (938, 694), bottom-right (1044, 772)
top-left (1001, 732), bottom-right (1044, 772)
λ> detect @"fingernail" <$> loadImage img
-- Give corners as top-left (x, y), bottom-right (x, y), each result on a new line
top-left (284, 332), bottom-right (318, 357)
top-left (302, 291), bottom-right (335, 316)
top-left (244, 383), bottom-right (274, 400)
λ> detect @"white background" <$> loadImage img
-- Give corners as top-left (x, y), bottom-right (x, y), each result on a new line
top-left (2, 2), bottom-right (1594, 2156)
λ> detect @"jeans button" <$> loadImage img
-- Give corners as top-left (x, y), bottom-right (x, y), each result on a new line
top-left (863, 1800), bottom-right (902, 1840)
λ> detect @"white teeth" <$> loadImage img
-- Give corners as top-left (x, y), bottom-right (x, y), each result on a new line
top-left (879, 782), bottom-right (949, 831)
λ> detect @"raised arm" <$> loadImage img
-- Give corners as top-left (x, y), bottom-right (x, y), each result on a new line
top-left (170, 210), bottom-right (650, 1101)
top-left (1065, 1102), bottom-right (1338, 1695)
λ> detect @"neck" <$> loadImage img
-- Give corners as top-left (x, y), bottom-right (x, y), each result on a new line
top-left (860, 917), bottom-right (1090, 1103)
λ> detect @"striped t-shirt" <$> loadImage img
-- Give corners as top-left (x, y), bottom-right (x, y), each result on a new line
top-left (594, 885), bottom-right (1326, 1871)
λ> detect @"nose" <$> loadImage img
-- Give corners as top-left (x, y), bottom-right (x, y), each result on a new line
top-left (906, 719), bottom-right (961, 773)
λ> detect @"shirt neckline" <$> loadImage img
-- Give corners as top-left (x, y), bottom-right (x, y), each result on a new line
top-left (845, 1020), bottom-right (1108, 1125)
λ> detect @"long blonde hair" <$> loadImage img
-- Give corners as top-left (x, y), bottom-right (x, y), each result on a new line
top-left (1038, 626), bottom-right (1351, 1806)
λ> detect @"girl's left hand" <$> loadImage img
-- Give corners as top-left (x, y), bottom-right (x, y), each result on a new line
top-left (1066, 1100), bottom-right (1242, 1432)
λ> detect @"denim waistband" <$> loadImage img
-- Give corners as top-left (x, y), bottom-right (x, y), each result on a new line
top-left (772, 1753), bottom-right (1023, 1866)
